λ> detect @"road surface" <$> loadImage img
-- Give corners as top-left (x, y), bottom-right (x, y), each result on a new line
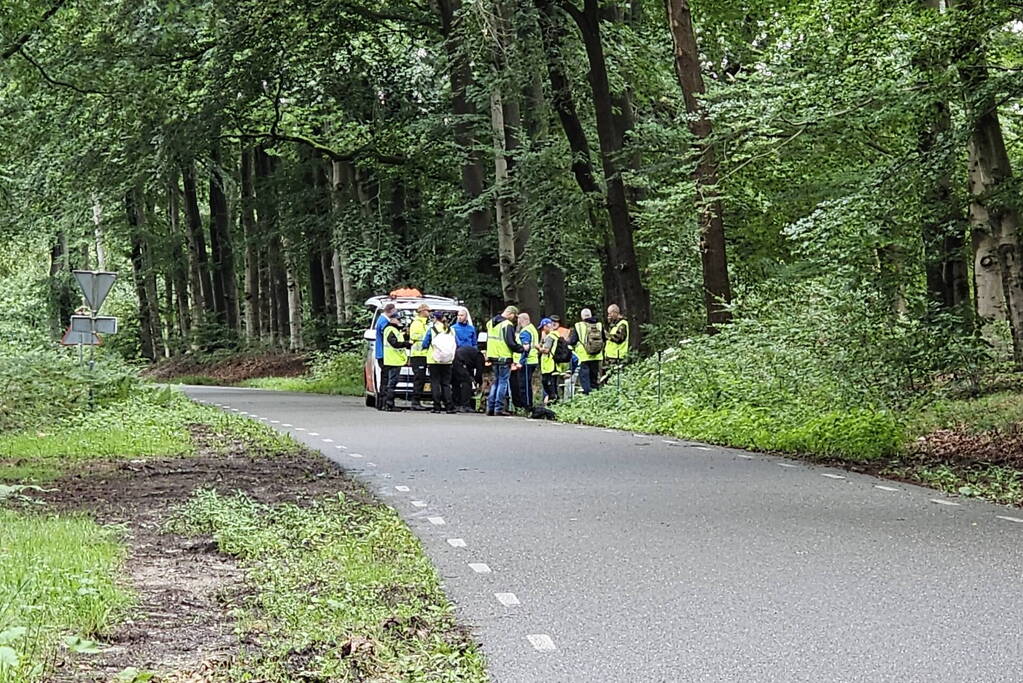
top-left (182, 386), bottom-right (1023, 682)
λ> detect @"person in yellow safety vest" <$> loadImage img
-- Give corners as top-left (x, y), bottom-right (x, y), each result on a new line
top-left (408, 303), bottom-right (431, 410)
top-left (538, 317), bottom-right (560, 404)
top-left (381, 312), bottom-right (411, 411)
top-left (422, 312), bottom-right (456, 414)
top-left (567, 307), bottom-right (605, 395)
top-left (604, 304), bottom-right (629, 362)
top-left (511, 312), bottom-right (539, 411)
top-left (486, 305), bottom-right (527, 416)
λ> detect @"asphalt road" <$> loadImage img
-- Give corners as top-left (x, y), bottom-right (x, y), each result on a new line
top-left (182, 386), bottom-right (1023, 683)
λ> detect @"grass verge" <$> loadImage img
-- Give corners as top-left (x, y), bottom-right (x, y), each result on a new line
top-left (167, 488), bottom-right (487, 681)
top-left (0, 388), bottom-right (292, 482)
top-left (0, 507), bottom-right (131, 681)
top-left (237, 375), bottom-right (362, 396)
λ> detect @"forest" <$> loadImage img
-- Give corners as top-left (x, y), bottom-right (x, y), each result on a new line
top-left (3, 1), bottom-right (1023, 679)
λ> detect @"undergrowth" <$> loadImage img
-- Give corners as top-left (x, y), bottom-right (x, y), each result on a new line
top-left (238, 352), bottom-right (363, 396)
top-left (0, 509), bottom-right (131, 681)
top-left (167, 489), bottom-right (487, 682)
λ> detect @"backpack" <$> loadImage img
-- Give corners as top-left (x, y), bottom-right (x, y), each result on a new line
top-left (432, 331), bottom-right (456, 363)
top-left (582, 322), bottom-right (604, 355)
top-left (552, 336), bottom-right (572, 364)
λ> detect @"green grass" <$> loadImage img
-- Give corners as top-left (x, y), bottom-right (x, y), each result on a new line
top-left (237, 375), bottom-right (363, 396)
top-left (0, 387), bottom-right (294, 480)
top-left (158, 375), bottom-right (221, 386)
top-left (883, 462), bottom-right (1023, 506)
top-left (905, 390), bottom-right (1023, 437)
top-left (167, 489), bottom-right (487, 682)
top-left (0, 508), bottom-right (132, 681)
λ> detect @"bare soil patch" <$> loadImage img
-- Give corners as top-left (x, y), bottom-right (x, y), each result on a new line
top-left (42, 426), bottom-right (363, 681)
top-left (143, 352), bottom-right (309, 383)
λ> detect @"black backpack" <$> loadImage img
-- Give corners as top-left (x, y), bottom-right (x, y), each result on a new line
top-left (552, 336), bottom-right (572, 363)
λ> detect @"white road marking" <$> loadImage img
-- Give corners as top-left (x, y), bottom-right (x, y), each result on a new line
top-left (367, 462), bottom-right (378, 468)
top-left (308, 432), bottom-right (320, 436)
top-left (495, 592), bottom-right (519, 606)
top-left (930, 499), bottom-right (960, 507)
top-left (821, 473), bottom-right (846, 480)
top-left (632, 433), bottom-right (644, 437)
top-left (231, 408), bottom-right (240, 412)
top-left (447, 538), bottom-right (466, 548)
top-left (778, 463), bottom-right (798, 468)
top-left (411, 501), bottom-right (428, 508)
top-left (603, 429), bottom-right (615, 433)
top-left (381, 473), bottom-right (392, 479)
top-left (469, 563), bottom-right (492, 574)
top-left (996, 515), bottom-right (1023, 523)
top-left (395, 485), bottom-right (410, 492)
top-left (693, 446), bottom-right (711, 451)
top-left (575, 425), bottom-right (588, 430)
top-left (662, 440), bottom-right (680, 445)
top-left (294, 427), bottom-right (306, 431)
top-left (322, 438), bottom-right (333, 442)
top-left (874, 485), bottom-right (899, 492)
top-left (271, 420), bottom-right (280, 424)
top-left (737, 454), bottom-right (754, 459)
top-left (349, 453), bottom-right (364, 458)
top-left (282, 423), bottom-right (292, 427)
top-left (428, 516), bottom-right (446, 526)
top-left (526, 634), bottom-right (556, 651)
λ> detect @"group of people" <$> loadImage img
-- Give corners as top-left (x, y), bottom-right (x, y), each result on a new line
top-left (373, 301), bottom-right (630, 415)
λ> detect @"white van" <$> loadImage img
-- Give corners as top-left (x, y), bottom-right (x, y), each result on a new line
top-left (362, 291), bottom-right (483, 408)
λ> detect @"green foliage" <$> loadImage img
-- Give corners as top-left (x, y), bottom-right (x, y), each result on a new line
top-left (886, 463), bottom-right (1023, 507)
top-left (239, 351), bottom-right (364, 396)
top-left (0, 509), bottom-right (131, 682)
top-left (168, 489), bottom-right (487, 681)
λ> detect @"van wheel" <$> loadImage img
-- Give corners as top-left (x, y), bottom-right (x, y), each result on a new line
top-left (365, 393), bottom-right (376, 408)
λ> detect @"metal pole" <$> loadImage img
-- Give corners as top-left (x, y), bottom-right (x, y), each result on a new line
top-left (657, 350), bottom-right (662, 405)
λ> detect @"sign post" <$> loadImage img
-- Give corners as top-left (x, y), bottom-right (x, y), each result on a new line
top-left (66, 271), bottom-right (119, 406)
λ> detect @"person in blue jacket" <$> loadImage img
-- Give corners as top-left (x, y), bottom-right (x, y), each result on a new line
top-left (452, 307), bottom-right (477, 348)
top-left (374, 303), bottom-right (397, 410)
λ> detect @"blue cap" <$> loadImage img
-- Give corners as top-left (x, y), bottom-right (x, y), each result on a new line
top-left (540, 317), bottom-right (553, 327)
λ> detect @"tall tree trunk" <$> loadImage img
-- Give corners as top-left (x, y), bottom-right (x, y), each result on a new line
top-left (240, 147), bottom-right (261, 340)
top-left (542, 262), bottom-right (567, 317)
top-left (92, 194), bottom-right (106, 270)
top-left (269, 236), bottom-right (289, 348)
top-left (490, 86), bottom-right (518, 304)
top-left (284, 238), bottom-right (304, 350)
top-left (167, 174), bottom-right (191, 346)
top-left (960, 61), bottom-right (1023, 365)
top-left (181, 163), bottom-right (214, 319)
top-left (664, 0), bottom-right (732, 331)
top-left (564, 0), bottom-right (651, 342)
top-left (126, 190), bottom-right (156, 361)
top-left (330, 160), bottom-right (355, 323)
top-left (209, 144), bottom-right (239, 331)
top-left (48, 230), bottom-right (74, 338)
top-left (321, 250), bottom-right (336, 323)
top-left (437, 0), bottom-right (491, 237)
top-left (259, 247), bottom-right (273, 341)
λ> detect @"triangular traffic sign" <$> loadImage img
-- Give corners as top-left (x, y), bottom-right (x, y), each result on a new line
top-left (72, 270), bottom-right (117, 311)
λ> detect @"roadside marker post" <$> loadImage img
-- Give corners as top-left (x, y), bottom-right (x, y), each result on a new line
top-left (66, 270), bottom-right (119, 407)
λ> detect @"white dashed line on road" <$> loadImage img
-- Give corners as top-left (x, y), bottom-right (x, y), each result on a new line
top-left (821, 473), bottom-right (846, 480)
top-left (693, 446), bottom-right (711, 451)
top-left (308, 432), bottom-right (319, 436)
top-left (469, 563), bottom-right (492, 574)
top-left (367, 462), bottom-right (378, 467)
top-left (428, 516), bottom-right (446, 526)
top-left (996, 515), bottom-right (1023, 523)
top-left (527, 634), bottom-right (556, 651)
top-left (495, 593), bottom-right (520, 606)
top-left (270, 420), bottom-right (280, 424)
top-left (282, 423), bottom-right (292, 427)
top-left (603, 429), bottom-right (615, 433)
top-left (447, 538), bottom-right (467, 547)
top-left (349, 453), bottom-right (364, 458)
top-left (737, 454), bottom-right (754, 459)
top-left (294, 428), bottom-right (306, 432)
top-left (930, 499), bottom-right (960, 507)
top-left (395, 486), bottom-right (410, 492)
top-left (778, 463), bottom-right (798, 468)
top-left (411, 501), bottom-right (428, 508)
top-left (381, 473), bottom-right (392, 479)
top-left (875, 485), bottom-right (899, 492)
top-left (662, 440), bottom-right (680, 445)
top-left (322, 438), bottom-right (333, 442)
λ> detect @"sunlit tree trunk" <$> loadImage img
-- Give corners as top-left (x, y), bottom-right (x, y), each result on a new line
top-left (330, 160), bottom-right (355, 323)
top-left (181, 163), bottom-right (214, 320)
top-left (240, 148), bottom-right (261, 340)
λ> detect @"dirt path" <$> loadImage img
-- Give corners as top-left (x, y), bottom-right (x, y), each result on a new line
top-left (43, 427), bottom-right (360, 681)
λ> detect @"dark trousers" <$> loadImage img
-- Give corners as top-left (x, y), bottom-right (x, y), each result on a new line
top-left (511, 364), bottom-right (538, 409)
top-left (410, 357), bottom-right (428, 402)
top-left (429, 363), bottom-right (453, 410)
top-left (542, 372), bottom-right (559, 403)
top-left (452, 361), bottom-right (473, 407)
top-left (383, 365), bottom-right (402, 408)
top-left (579, 360), bottom-right (600, 394)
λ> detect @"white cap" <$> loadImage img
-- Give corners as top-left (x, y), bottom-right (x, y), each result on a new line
top-left (581, 308), bottom-right (592, 319)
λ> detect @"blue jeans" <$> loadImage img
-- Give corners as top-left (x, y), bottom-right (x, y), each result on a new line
top-left (578, 360), bottom-right (600, 394)
top-left (487, 362), bottom-right (511, 412)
